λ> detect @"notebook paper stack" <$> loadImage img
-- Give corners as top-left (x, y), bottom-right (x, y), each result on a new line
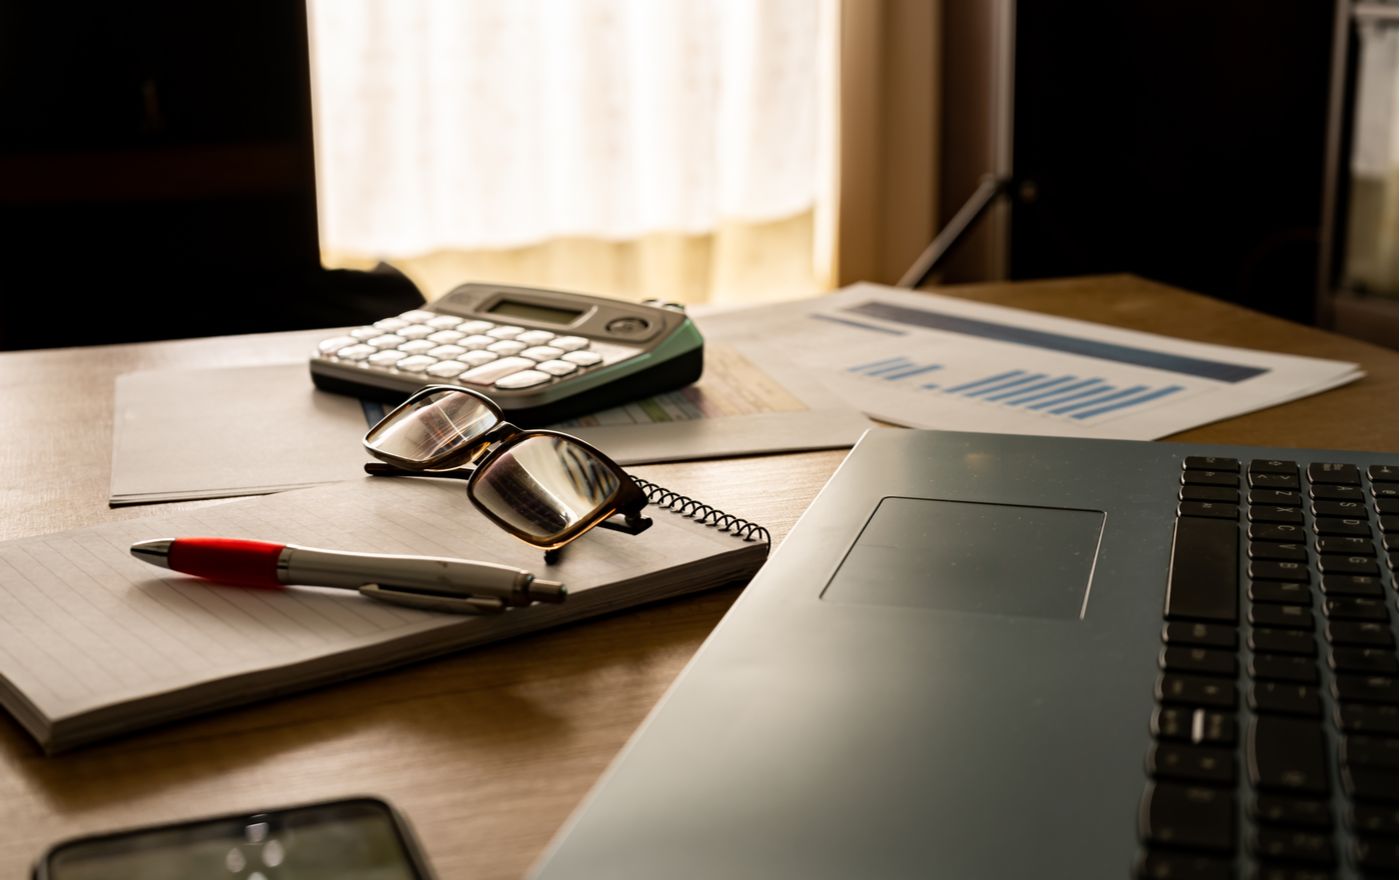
top-left (0, 476), bottom-right (767, 753)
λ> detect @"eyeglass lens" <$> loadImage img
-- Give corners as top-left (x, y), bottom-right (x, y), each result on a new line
top-left (364, 388), bottom-right (499, 465)
top-left (471, 435), bottom-right (623, 543)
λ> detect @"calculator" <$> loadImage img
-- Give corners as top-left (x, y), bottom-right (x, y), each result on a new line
top-left (309, 283), bottom-right (704, 425)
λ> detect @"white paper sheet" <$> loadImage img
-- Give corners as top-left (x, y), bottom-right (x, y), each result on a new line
top-left (703, 284), bottom-right (1363, 440)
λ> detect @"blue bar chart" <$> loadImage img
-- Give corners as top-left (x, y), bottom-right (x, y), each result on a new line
top-left (842, 360), bottom-right (1185, 423)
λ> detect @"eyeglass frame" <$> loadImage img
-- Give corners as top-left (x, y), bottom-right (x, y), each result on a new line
top-left (362, 385), bottom-right (652, 563)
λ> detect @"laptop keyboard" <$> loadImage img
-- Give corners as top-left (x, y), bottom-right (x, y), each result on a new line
top-left (1137, 457), bottom-right (1398, 879)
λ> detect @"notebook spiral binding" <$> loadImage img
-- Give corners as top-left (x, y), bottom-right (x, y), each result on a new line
top-left (631, 476), bottom-right (771, 544)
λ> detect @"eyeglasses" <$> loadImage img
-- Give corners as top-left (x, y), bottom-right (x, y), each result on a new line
top-left (362, 385), bottom-right (651, 562)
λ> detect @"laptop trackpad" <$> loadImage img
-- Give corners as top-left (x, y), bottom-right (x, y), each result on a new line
top-left (821, 497), bottom-right (1106, 621)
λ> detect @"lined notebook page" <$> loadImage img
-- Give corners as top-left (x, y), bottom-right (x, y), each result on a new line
top-left (0, 477), bottom-right (754, 748)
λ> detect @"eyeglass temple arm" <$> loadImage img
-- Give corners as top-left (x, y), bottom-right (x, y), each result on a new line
top-left (364, 462), bottom-right (476, 480)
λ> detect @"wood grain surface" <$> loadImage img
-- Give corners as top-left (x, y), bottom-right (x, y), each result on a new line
top-left (0, 275), bottom-right (1394, 877)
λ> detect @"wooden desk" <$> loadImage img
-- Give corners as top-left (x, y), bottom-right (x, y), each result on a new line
top-left (0, 275), bottom-right (1394, 876)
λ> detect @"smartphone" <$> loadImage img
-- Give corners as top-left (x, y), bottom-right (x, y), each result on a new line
top-left (34, 797), bottom-right (434, 880)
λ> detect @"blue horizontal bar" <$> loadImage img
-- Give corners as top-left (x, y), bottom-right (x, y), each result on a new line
top-left (884, 364), bottom-right (942, 381)
top-left (1072, 385), bottom-right (1185, 419)
top-left (944, 370), bottom-right (1024, 394)
top-left (1028, 383), bottom-right (1113, 411)
top-left (867, 359), bottom-right (916, 377)
top-left (985, 374), bottom-right (1076, 402)
top-left (848, 356), bottom-right (907, 373)
top-left (1006, 377), bottom-right (1102, 407)
top-left (1049, 385), bottom-right (1148, 415)
top-left (965, 373), bottom-right (1048, 398)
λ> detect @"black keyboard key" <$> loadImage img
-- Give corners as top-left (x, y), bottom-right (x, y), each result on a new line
top-left (1341, 764), bottom-right (1398, 804)
top-left (1249, 560), bottom-right (1311, 583)
top-left (1248, 506), bottom-right (1304, 525)
top-left (1252, 459), bottom-right (1299, 476)
top-left (1353, 836), bottom-right (1399, 873)
top-left (1311, 484), bottom-right (1365, 501)
top-left (1178, 501), bottom-right (1239, 520)
top-left (1139, 784), bottom-right (1236, 852)
top-left (1186, 456), bottom-right (1240, 472)
top-left (1320, 575), bottom-right (1385, 597)
top-left (1381, 513), bottom-right (1399, 534)
top-left (1250, 523), bottom-right (1308, 543)
top-left (1152, 707), bottom-right (1236, 745)
top-left (1147, 743), bottom-right (1236, 785)
top-left (1316, 536), bottom-right (1375, 556)
top-left (1251, 866), bottom-right (1336, 880)
top-left (1250, 541), bottom-right (1308, 562)
top-left (1348, 803), bottom-right (1399, 835)
top-left (1328, 646), bottom-right (1397, 674)
top-left (1370, 464), bottom-right (1399, 483)
top-left (1250, 829), bottom-right (1335, 865)
top-left (1251, 489), bottom-right (1302, 507)
top-left (1372, 485), bottom-right (1399, 501)
top-left (1323, 597), bottom-right (1390, 622)
top-left (1161, 646), bottom-right (1237, 677)
top-left (1376, 496), bottom-right (1399, 515)
top-left (1326, 622), bottom-right (1395, 648)
top-left (1312, 499), bottom-right (1371, 518)
top-left (1333, 675), bottom-right (1398, 704)
top-left (1180, 486), bottom-right (1240, 504)
top-left (1183, 469), bottom-right (1240, 488)
top-left (1250, 581), bottom-right (1313, 605)
top-left (1250, 683), bottom-right (1322, 718)
top-left (1251, 796), bottom-right (1332, 829)
top-left (1250, 604), bottom-right (1314, 630)
top-left (1336, 704), bottom-right (1400, 736)
top-left (1318, 555), bottom-right (1380, 576)
top-left (1308, 462), bottom-right (1361, 486)
top-left (1163, 621), bottom-right (1237, 649)
top-left (1341, 734), bottom-right (1399, 769)
top-left (1251, 628), bottom-right (1317, 656)
top-left (1157, 674), bottom-right (1237, 709)
top-left (1251, 472), bottom-right (1301, 491)
top-left (1248, 715), bottom-right (1329, 794)
top-left (1134, 852), bottom-right (1233, 880)
top-left (1165, 517), bottom-right (1238, 624)
top-left (1312, 517), bottom-right (1372, 538)
top-left (1250, 654), bottom-right (1318, 684)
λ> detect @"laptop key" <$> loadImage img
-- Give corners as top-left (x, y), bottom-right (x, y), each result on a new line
top-left (1249, 683), bottom-right (1322, 718)
top-left (1308, 463), bottom-right (1361, 486)
top-left (1147, 743), bottom-right (1236, 785)
top-left (1250, 523), bottom-right (1308, 543)
top-left (1353, 836), bottom-right (1400, 873)
top-left (1319, 575), bottom-right (1384, 597)
top-left (1250, 628), bottom-right (1316, 656)
top-left (1181, 486), bottom-right (1240, 504)
top-left (1251, 459), bottom-right (1299, 476)
top-left (1332, 675), bottom-right (1398, 704)
top-left (1152, 707), bottom-right (1236, 745)
top-left (1340, 734), bottom-right (1399, 769)
top-left (1163, 622), bottom-right (1236, 649)
top-left (1178, 501), bottom-right (1238, 520)
top-left (1134, 852), bottom-right (1233, 880)
top-left (1160, 647), bottom-right (1237, 677)
top-left (1251, 796), bottom-right (1332, 829)
top-left (1315, 536), bottom-right (1374, 556)
top-left (1138, 783), bottom-right (1236, 852)
top-left (1247, 716), bottom-right (1328, 795)
top-left (1248, 655), bottom-right (1318, 684)
top-left (1311, 517), bottom-right (1371, 538)
top-left (1311, 500), bottom-right (1370, 518)
top-left (1317, 555), bottom-right (1379, 576)
top-left (1310, 484), bottom-right (1364, 501)
top-left (1249, 560), bottom-right (1311, 582)
top-left (1327, 646), bottom-right (1397, 673)
top-left (1250, 542), bottom-right (1309, 562)
top-left (1157, 674), bottom-right (1237, 708)
top-left (1182, 470), bottom-right (1240, 488)
top-left (1370, 464), bottom-right (1399, 483)
top-left (1336, 704), bottom-right (1400, 736)
top-left (1249, 604), bottom-right (1315, 630)
top-left (1250, 489), bottom-right (1302, 507)
top-left (1322, 597), bottom-right (1390, 622)
top-left (1347, 804), bottom-right (1399, 835)
top-left (1248, 506), bottom-right (1304, 525)
top-left (1249, 829), bottom-right (1336, 864)
top-left (1250, 472), bottom-right (1301, 491)
top-left (1325, 622), bottom-right (1395, 647)
top-left (1186, 456), bottom-right (1239, 472)
top-left (1249, 581), bottom-right (1312, 605)
top-left (1165, 517), bottom-right (1238, 624)
top-left (1341, 765), bottom-right (1399, 804)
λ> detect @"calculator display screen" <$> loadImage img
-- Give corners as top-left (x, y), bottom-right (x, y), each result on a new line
top-left (487, 299), bottom-right (584, 326)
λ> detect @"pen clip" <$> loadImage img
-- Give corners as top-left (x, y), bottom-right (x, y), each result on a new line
top-left (359, 583), bottom-right (508, 615)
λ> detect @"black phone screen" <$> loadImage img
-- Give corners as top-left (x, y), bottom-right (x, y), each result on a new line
top-left (39, 798), bottom-right (430, 879)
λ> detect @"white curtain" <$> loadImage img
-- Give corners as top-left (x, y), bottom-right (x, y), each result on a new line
top-left (308, 0), bottom-right (825, 259)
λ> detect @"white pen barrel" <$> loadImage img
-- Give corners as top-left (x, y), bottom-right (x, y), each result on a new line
top-left (282, 546), bottom-right (530, 597)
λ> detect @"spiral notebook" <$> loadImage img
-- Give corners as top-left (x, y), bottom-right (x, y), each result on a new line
top-left (0, 476), bottom-right (768, 753)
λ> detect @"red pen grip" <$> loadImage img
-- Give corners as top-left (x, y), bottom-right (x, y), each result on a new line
top-left (167, 538), bottom-right (285, 589)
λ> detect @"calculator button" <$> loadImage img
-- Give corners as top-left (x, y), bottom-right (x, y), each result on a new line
top-left (495, 369), bottom-right (552, 390)
top-left (368, 350), bottom-right (408, 366)
top-left (349, 326), bottom-right (380, 339)
top-left (427, 330), bottom-right (465, 344)
top-left (487, 340), bottom-right (528, 356)
top-left (335, 344), bottom-right (376, 361)
top-left (318, 335), bottom-right (357, 353)
top-left (552, 335), bottom-right (589, 352)
top-left (398, 339), bottom-right (436, 354)
top-left (520, 346), bottom-right (564, 362)
top-left (397, 324), bottom-right (435, 339)
top-left (537, 359), bottom-right (578, 377)
top-left (456, 320), bottom-right (494, 335)
top-left (395, 355), bottom-right (437, 373)
top-left (457, 350), bottom-right (498, 367)
top-left (426, 361), bottom-right (469, 378)
top-left (398, 309), bottom-right (437, 323)
top-left (459, 334), bottom-right (495, 350)
top-left (516, 330), bottom-right (557, 346)
top-left (373, 317), bottom-right (409, 331)
top-left (427, 344), bottom-right (466, 359)
top-left (366, 334), bottom-right (406, 349)
top-left (562, 350), bottom-right (603, 366)
top-left (427, 314), bottom-right (465, 329)
top-left (459, 357), bottom-right (535, 386)
top-left (487, 325), bottom-right (525, 339)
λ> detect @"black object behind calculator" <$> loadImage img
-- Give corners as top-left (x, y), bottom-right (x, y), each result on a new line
top-left (310, 283), bottom-right (704, 425)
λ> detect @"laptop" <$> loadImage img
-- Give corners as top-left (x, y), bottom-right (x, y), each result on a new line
top-left (533, 428), bottom-right (1398, 879)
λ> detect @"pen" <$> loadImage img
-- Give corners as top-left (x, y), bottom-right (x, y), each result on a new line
top-left (130, 537), bottom-right (566, 615)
